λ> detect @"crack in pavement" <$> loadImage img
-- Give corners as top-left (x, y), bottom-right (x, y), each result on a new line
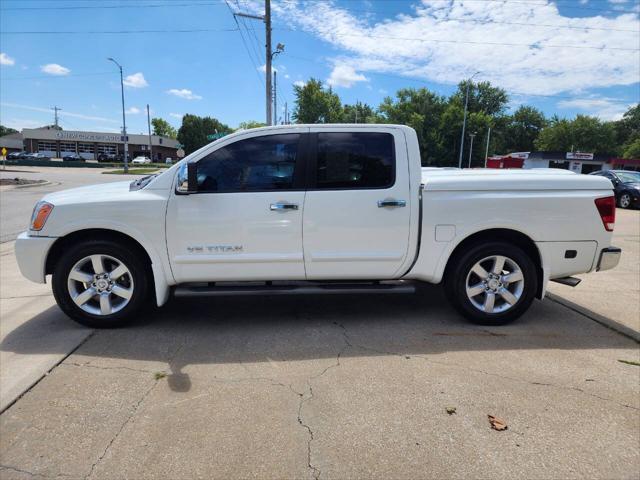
top-left (62, 362), bottom-right (155, 375)
top-left (0, 463), bottom-right (73, 479)
top-left (335, 321), bottom-right (640, 412)
top-left (84, 379), bottom-right (158, 480)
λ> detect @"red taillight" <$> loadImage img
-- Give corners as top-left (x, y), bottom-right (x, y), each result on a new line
top-left (595, 196), bottom-right (616, 232)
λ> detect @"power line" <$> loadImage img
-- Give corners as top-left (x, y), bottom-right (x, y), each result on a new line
top-left (1, 27), bottom-right (240, 35)
top-left (279, 0), bottom-right (640, 15)
top-left (280, 27), bottom-right (639, 51)
top-left (225, 0), bottom-right (265, 87)
top-left (0, 1), bottom-right (225, 11)
top-left (284, 53), bottom-right (638, 106)
top-left (1, 71), bottom-right (113, 81)
top-left (276, 2), bottom-right (639, 33)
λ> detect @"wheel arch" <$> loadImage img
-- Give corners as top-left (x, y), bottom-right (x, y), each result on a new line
top-left (443, 228), bottom-right (544, 299)
top-left (45, 228), bottom-right (170, 306)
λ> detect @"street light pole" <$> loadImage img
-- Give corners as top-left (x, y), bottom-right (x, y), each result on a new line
top-left (484, 127), bottom-right (491, 168)
top-left (108, 57), bottom-right (129, 173)
top-left (458, 71), bottom-right (480, 169)
top-left (468, 132), bottom-right (477, 169)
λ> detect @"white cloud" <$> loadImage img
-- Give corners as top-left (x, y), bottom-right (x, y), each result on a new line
top-left (557, 97), bottom-right (633, 120)
top-left (126, 107), bottom-right (141, 114)
top-left (327, 64), bottom-right (369, 88)
top-left (169, 113), bottom-right (184, 119)
top-left (40, 63), bottom-right (70, 76)
top-left (272, 0), bottom-right (640, 96)
top-left (293, 80), bottom-right (306, 88)
top-left (166, 88), bottom-right (202, 100)
top-left (123, 72), bottom-right (148, 88)
top-left (0, 53), bottom-right (15, 66)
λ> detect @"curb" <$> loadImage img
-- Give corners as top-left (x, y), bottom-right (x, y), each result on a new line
top-left (13, 181), bottom-right (54, 189)
top-left (547, 293), bottom-right (640, 343)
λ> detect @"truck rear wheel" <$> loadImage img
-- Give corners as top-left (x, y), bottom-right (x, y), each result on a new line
top-left (445, 242), bottom-right (537, 326)
top-left (52, 240), bottom-right (150, 328)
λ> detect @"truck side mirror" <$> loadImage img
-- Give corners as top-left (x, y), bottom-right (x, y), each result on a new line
top-left (176, 162), bottom-right (198, 194)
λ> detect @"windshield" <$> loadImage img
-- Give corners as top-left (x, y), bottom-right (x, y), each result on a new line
top-left (616, 171), bottom-right (640, 183)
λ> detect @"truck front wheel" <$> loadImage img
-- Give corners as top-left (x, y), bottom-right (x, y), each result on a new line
top-left (445, 242), bottom-right (537, 326)
top-left (52, 240), bottom-right (150, 328)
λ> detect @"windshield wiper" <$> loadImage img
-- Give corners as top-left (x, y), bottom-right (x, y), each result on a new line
top-left (129, 173), bottom-right (158, 191)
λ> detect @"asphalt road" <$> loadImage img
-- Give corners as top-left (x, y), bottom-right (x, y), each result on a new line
top-left (0, 167), bottom-right (638, 479)
top-left (0, 166), bottom-right (142, 243)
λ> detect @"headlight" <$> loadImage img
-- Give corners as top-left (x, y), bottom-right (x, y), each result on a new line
top-left (30, 201), bottom-right (54, 231)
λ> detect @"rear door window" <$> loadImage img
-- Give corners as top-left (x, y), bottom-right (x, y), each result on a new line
top-left (314, 132), bottom-right (395, 189)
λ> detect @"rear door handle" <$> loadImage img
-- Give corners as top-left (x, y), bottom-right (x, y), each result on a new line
top-left (270, 202), bottom-right (299, 211)
top-left (377, 199), bottom-right (407, 208)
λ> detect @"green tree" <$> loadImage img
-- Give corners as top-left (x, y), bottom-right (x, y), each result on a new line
top-left (616, 104), bottom-right (640, 157)
top-left (379, 88), bottom-right (448, 165)
top-left (0, 125), bottom-right (18, 137)
top-left (503, 106), bottom-right (547, 152)
top-left (535, 115), bottom-right (617, 154)
top-left (237, 120), bottom-right (266, 130)
top-left (151, 118), bottom-right (177, 139)
top-left (177, 114), bottom-right (232, 155)
top-left (341, 102), bottom-right (379, 123)
top-left (292, 78), bottom-right (343, 123)
top-left (623, 136), bottom-right (640, 159)
top-left (452, 81), bottom-right (509, 117)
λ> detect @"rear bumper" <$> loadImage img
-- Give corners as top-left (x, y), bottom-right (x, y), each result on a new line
top-left (597, 247), bottom-right (621, 272)
top-left (15, 232), bottom-right (57, 283)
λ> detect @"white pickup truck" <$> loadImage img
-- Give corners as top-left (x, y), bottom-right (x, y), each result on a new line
top-left (16, 124), bottom-right (621, 328)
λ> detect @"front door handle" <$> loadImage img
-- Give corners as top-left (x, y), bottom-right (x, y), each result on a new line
top-left (377, 199), bottom-right (407, 208)
top-left (270, 202), bottom-right (299, 211)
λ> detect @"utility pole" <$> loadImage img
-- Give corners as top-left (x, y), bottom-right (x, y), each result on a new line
top-left (468, 132), bottom-right (477, 169)
top-left (458, 71), bottom-right (480, 169)
top-left (265, 0), bottom-right (272, 125)
top-left (284, 102), bottom-right (288, 125)
top-left (484, 127), bottom-right (491, 168)
top-left (107, 57), bottom-right (129, 173)
top-left (233, 1), bottom-right (283, 126)
top-left (146, 104), bottom-right (153, 162)
top-left (273, 70), bottom-right (277, 125)
top-left (52, 106), bottom-right (61, 128)
top-left (355, 100), bottom-right (359, 123)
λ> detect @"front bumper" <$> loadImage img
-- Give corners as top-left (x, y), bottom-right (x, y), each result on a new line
top-left (14, 232), bottom-right (58, 283)
top-left (596, 246), bottom-right (621, 272)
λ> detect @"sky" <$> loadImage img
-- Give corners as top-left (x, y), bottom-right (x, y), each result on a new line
top-left (0, 0), bottom-right (638, 135)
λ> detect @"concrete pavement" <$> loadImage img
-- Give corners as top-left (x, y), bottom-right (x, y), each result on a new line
top-left (0, 168), bottom-right (638, 478)
top-left (1, 291), bottom-right (638, 479)
top-left (548, 208), bottom-right (640, 337)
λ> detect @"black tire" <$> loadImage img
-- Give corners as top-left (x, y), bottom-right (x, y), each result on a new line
top-left (618, 193), bottom-right (631, 209)
top-left (52, 239), bottom-right (150, 328)
top-left (444, 242), bottom-right (537, 326)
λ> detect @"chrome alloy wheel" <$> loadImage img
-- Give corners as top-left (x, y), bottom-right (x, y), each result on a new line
top-left (619, 193), bottom-right (631, 208)
top-left (465, 255), bottom-right (524, 314)
top-left (67, 254), bottom-right (134, 316)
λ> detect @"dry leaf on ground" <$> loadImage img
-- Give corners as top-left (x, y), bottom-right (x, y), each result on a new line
top-left (488, 414), bottom-right (508, 431)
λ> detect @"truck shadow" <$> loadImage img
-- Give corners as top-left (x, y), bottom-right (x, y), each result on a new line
top-left (1, 283), bottom-right (636, 393)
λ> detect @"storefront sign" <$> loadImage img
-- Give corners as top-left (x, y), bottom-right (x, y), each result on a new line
top-left (566, 152), bottom-right (594, 160)
top-left (55, 131), bottom-right (120, 142)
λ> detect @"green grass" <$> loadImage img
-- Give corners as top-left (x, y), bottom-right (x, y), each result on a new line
top-left (102, 168), bottom-right (160, 175)
top-left (618, 359), bottom-right (640, 367)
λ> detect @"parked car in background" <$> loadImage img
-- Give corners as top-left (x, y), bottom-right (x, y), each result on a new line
top-left (589, 170), bottom-right (640, 209)
top-left (97, 153), bottom-right (123, 163)
top-left (15, 124), bottom-right (621, 328)
top-left (131, 156), bottom-right (151, 164)
top-left (24, 152), bottom-right (50, 160)
top-left (7, 151), bottom-right (28, 159)
top-left (62, 154), bottom-right (85, 162)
